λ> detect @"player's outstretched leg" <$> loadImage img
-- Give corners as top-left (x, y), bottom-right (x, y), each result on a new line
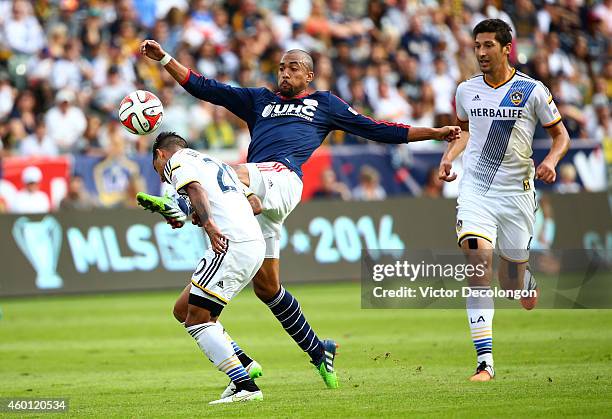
top-left (174, 285), bottom-right (263, 399)
top-left (185, 315), bottom-right (262, 404)
top-left (466, 293), bottom-right (495, 381)
top-left (253, 259), bottom-right (338, 389)
top-left (461, 238), bottom-right (495, 382)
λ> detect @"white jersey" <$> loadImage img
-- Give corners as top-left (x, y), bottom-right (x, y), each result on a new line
top-left (456, 69), bottom-right (562, 196)
top-left (164, 148), bottom-right (262, 243)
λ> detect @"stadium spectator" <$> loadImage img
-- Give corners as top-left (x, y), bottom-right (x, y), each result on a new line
top-left (1, 0), bottom-right (45, 55)
top-left (312, 168), bottom-right (351, 200)
top-left (400, 15), bottom-right (437, 78)
top-left (9, 90), bottom-right (38, 135)
top-left (79, 115), bottom-right (105, 156)
top-left (50, 39), bottom-right (92, 91)
top-left (19, 119), bottom-right (57, 157)
top-left (554, 163), bottom-right (582, 194)
top-left (591, 99), bottom-right (611, 144)
top-left (44, 89), bottom-right (87, 154)
top-left (93, 66), bottom-right (134, 117)
top-left (422, 167), bottom-right (444, 199)
top-left (430, 56), bottom-right (456, 127)
top-left (203, 107), bottom-right (236, 149)
top-left (352, 165), bottom-right (386, 201)
top-left (373, 81), bottom-right (411, 124)
top-left (158, 87), bottom-right (190, 139)
top-left (0, 75), bottom-right (15, 121)
top-left (59, 175), bottom-right (97, 211)
top-left (11, 166), bottom-right (50, 214)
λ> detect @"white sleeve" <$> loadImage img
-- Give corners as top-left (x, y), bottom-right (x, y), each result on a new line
top-left (164, 155), bottom-right (200, 193)
top-left (533, 82), bottom-right (562, 128)
top-left (455, 82), bottom-right (468, 122)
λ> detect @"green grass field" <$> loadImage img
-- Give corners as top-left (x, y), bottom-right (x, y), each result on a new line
top-left (0, 282), bottom-right (611, 418)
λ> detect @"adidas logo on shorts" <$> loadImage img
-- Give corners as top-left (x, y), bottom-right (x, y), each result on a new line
top-left (216, 281), bottom-right (224, 289)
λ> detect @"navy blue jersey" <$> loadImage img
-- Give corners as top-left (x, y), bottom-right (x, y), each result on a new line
top-left (180, 69), bottom-right (410, 177)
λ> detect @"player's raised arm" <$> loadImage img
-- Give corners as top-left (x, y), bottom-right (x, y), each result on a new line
top-left (140, 40), bottom-right (189, 85)
top-left (139, 39), bottom-right (258, 123)
top-left (183, 181), bottom-right (228, 254)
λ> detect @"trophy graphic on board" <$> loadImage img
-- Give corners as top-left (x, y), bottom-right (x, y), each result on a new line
top-left (12, 215), bottom-right (63, 289)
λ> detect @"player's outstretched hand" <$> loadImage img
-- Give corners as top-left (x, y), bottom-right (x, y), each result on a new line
top-left (438, 126), bottom-right (461, 142)
top-left (205, 223), bottom-right (228, 254)
top-left (438, 159), bottom-right (458, 182)
top-left (140, 39), bottom-right (165, 61)
top-left (536, 159), bottom-right (556, 183)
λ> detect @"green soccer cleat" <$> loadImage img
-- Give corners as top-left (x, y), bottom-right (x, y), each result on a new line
top-left (315, 339), bottom-right (339, 389)
top-left (136, 192), bottom-right (187, 225)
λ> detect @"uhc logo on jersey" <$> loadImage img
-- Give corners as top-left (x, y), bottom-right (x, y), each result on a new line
top-left (261, 99), bottom-right (318, 121)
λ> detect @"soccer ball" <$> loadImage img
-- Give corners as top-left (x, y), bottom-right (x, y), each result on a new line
top-left (118, 90), bottom-right (164, 135)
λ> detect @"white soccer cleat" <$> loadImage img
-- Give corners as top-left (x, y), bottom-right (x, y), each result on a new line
top-left (220, 361), bottom-right (263, 398)
top-left (208, 390), bottom-right (263, 405)
top-left (469, 361), bottom-right (495, 382)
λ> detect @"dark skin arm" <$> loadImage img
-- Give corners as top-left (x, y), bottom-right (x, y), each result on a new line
top-left (184, 181), bottom-right (227, 253)
top-left (409, 126), bottom-right (462, 142)
top-left (192, 192), bottom-right (262, 228)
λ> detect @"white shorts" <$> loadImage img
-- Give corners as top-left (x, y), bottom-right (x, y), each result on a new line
top-left (245, 162), bottom-right (303, 258)
top-left (190, 239), bottom-right (265, 306)
top-left (456, 192), bottom-right (537, 262)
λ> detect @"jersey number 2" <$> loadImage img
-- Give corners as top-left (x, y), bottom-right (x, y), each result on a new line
top-left (202, 158), bottom-right (238, 193)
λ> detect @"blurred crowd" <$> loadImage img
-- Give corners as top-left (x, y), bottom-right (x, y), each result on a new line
top-left (0, 0), bottom-right (610, 212)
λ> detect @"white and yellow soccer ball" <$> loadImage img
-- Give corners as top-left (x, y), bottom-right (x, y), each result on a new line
top-left (118, 90), bottom-right (164, 135)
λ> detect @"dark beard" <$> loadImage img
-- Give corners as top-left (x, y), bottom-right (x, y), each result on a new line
top-left (279, 85), bottom-right (296, 97)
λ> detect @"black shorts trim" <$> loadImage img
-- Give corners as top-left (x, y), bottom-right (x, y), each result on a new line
top-left (189, 293), bottom-right (224, 317)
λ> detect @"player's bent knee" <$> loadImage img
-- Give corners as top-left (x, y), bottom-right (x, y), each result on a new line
top-left (252, 259), bottom-right (281, 301)
top-left (185, 304), bottom-right (213, 326)
top-left (252, 273), bottom-right (280, 301)
top-left (172, 303), bottom-right (187, 323)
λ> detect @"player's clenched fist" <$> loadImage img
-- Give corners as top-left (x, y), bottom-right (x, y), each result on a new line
top-left (536, 159), bottom-right (556, 183)
top-left (438, 159), bottom-right (458, 182)
top-left (437, 126), bottom-right (461, 142)
top-left (140, 40), bottom-right (165, 61)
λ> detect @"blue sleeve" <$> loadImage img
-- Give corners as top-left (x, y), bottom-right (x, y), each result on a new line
top-left (328, 94), bottom-right (409, 144)
top-left (180, 69), bottom-right (261, 125)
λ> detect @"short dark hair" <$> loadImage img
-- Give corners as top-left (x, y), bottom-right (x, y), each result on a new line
top-left (473, 19), bottom-right (513, 46)
top-left (152, 131), bottom-right (187, 160)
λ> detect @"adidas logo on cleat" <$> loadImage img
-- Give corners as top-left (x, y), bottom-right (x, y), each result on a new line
top-left (472, 95), bottom-right (481, 101)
